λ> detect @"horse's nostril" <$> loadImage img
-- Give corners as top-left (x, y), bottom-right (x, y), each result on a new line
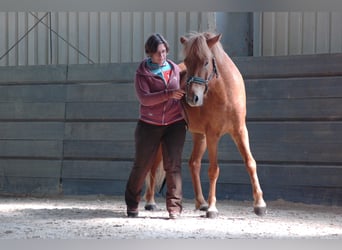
top-left (194, 95), bottom-right (199, 103)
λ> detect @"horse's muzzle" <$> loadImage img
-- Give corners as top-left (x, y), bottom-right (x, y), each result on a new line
top-left (186, 93), bottom-right (203, 107)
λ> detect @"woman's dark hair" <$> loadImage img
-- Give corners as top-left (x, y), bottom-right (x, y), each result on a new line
top-left (145, 33), bottom-right (170, 56)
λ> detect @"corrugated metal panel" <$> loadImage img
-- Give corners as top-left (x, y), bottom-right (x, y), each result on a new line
top-left (258, 12), bottom-right (342, 56)
top-left (0, 12), bottom-right (215, 66)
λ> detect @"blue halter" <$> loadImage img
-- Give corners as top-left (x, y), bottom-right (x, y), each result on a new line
top-left (186, 57), bottom-right (219, 95)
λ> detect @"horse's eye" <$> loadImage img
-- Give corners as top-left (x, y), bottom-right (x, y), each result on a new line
top-left (204, 61), bottom-right (209, 68)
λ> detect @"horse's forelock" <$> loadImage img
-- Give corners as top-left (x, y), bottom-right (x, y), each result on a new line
top-left (183, 33), bottom-right (212, 63)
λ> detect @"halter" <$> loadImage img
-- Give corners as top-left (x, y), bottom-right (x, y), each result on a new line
top-left (186, 57), bottom-right (219, 95)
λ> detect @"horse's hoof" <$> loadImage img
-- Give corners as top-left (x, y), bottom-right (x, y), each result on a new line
top-left (199, 204), bottom-right (208, 211)
top-left (144, 204), bottom-right (157, 211)
top-left (254, 206), bottom-right (267, 216)
top-left (206, 211), bottom-right (218, 219)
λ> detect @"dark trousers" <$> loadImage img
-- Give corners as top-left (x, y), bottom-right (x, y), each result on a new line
top-left (125, 119), bottom-right (186, 214)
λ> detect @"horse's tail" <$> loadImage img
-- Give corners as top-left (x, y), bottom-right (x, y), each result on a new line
top-left (144, 145), bottom-right (166, 201)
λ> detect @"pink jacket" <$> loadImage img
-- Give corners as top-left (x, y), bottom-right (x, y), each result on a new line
top-left (135, 59), bottom-right (184, 125)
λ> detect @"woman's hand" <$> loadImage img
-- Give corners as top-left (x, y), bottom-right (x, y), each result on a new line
top-left (169, 89), bottom-right (185, 100)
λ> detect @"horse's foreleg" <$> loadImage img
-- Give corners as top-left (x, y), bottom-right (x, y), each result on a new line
top-left (205, 134), bottom-right (220, 218)
top-left (189, 133), bottom-right (208, 211)
top-left (144, 145), bottom-right (163, 211)
top-left (232, 125), bottom-right (267, 216)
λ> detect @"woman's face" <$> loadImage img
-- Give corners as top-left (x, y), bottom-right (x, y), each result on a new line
top-left (150, 43), bottom-right (167, 66)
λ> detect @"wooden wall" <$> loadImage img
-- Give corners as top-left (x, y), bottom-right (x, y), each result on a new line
top-left (0, 54), bottom-right (341, 206)
top-left (0, 12), bottom-right (215, 66)
top-left (256, 12), bottom-right (342, 56)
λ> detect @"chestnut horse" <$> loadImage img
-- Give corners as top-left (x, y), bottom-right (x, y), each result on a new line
top-left (144, 32), bottom-right (266, 217)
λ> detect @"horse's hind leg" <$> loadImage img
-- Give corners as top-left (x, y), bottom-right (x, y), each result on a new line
top-left (189, 133), bottom-right (208, 211)
top-left (232, 125), bottom-right (267, 216)
top-left (144, 144), bottom-right (163, 211)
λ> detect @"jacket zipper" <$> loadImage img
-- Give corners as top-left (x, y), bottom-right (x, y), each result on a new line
top-left (161, 75), bottom-right (168, 125)
top-left (150, 65), bottom-right (172, 125)
top-left (157, 70), bottom-right (169, 125)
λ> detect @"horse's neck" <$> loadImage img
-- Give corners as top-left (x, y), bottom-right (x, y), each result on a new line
top-left (208, 79), bottom-right (227, 101)
top-left (207, 54), bottom-right (241, 103)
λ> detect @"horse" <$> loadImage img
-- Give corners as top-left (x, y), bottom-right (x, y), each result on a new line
top-left (144, 32), bottom-right (267, 218)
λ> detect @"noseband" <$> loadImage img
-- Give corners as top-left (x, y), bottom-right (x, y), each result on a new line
top-left (186, 57), bottom-right (219, 95)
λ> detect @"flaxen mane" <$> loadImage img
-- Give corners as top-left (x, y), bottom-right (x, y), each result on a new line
top-left (182, 32), bottom-right (224, 63)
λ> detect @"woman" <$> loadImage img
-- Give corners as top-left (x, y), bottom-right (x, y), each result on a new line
top-left (124, 33), bottom-right (186, 219)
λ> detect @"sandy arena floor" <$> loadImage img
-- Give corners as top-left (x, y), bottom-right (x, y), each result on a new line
top-left (0, 195), bottom-right (341, 239)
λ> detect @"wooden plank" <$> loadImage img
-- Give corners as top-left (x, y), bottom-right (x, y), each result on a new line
top-left (212, 121), bottom-right (342, 163)
top-left (248, 121), bottom-right (342, 144)
top-left (249, 141), bottom-right (341, 164)
top-left (261, 12), bottom-right (275, 56)
top-left (67, 63), bottom-right (138, 82)
top-left (59, 122), bottom-right (179, 145)
top-left (211, 163), bottom-right (342, 188)
top-left (0, 103), bottom-right (65, 121)
top-left (0, 176), bottom-right (60, 195)
top-left (331, 13), bottom-right (342, 53)
top-left (234, 53), bottom-right (342, 78)
top-left (63, 141), bottom-right (135, 160)
top-left (65, 102), bottom-right (139, 121)
top-left (64, 122), bottom-right (136, 141)
top-left (0, 159), bottom-right (62, 178)
top-left (62, 160), bottom-right (131, 180)
top-left (288, 12), bottom-right (302, 55)
top-left (62, 121), bottom-right (342, 163)
top-left (246, 76), bottom-right (342, 120)
top-left (0, 122), bottom-right (64, 139)
top-left (66, 82), bottom-right (136, 102)
top-left (0, 65), bottom-right (67, 84)
top-left (0, 84), bottom-right (66, 102)
top-left (61, 179), bottom-right (126, 196)
top-left (246, 76), bottom-right (342, 99)
top-left (60, 166), bottom-right (342, 206)
top-left (302, 12), bottom-right (316, 54)
top-left (0, 140), bottom-right (63, 158)
top-left (61, 167), bottom-right (342, 206)
top-left (183, 162), bottom-right (342, 190)
top-left (0, 159), bottom-right (62, 195)
top-left (63, 137), bottom-right (193, 160)
top-left (215, 183), bottom-right (342, 206)
top-left (72, 54), bottom-right (342, 84)
top-left (57, 12), bottom-right (68, 65)
top-left (120, 12), bottom-right (133, 63)
top-left (62, 179), bottom-right (197, 201)
top-left (256, 164), bottom-right (342, 188)
top-left (99, 13), bottom-right (111, 63)
top-left (62, 137), bottom-right (340, 165)
top-left (316, 13), bottom-right (331, 54)
top-left (247, 99), bottom-right (342, 120)
top-left (61, 160), bottom-right (342, 188)
top-left (110, 13), bottom-right (120, 63)
top-left (274, 12), bottom-right (289, 56)
top-left (0, 54), bottom-right (341, 84)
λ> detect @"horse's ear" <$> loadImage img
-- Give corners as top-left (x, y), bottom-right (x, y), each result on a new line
top-left (207, 33), bottom-right (222, 48)
top-left (180, 36), bottom-right (188, 44)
